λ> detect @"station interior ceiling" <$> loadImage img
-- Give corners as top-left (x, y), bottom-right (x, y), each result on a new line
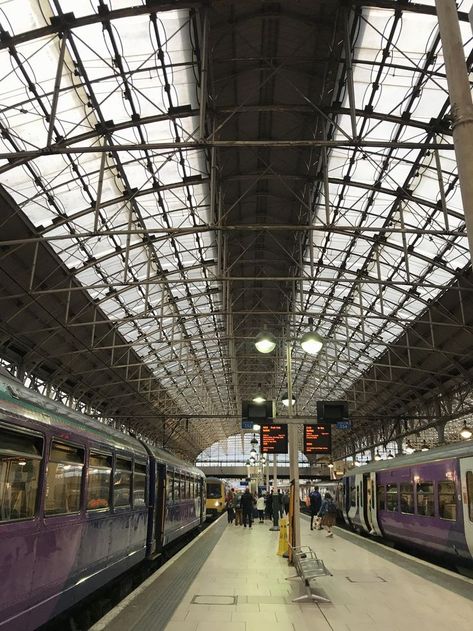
top-left (1, 0), bottom-right (473, 461)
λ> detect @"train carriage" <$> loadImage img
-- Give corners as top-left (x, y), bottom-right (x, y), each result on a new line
top-left (0, 370), bottom-right (206, 631)
top-left (342, 442), bottom-right (473, 564)
top-left (205, 477), bottom-right (228, 519)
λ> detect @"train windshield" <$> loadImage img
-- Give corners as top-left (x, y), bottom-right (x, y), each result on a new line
top-left (207, 483), bottom-right (221, 498)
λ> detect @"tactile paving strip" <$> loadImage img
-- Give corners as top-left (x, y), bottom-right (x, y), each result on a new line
top-left (105, 518), bottom-right (227, 631)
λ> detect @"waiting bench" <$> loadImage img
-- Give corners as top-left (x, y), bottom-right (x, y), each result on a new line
top-left (286, 545), bottom-right (332, 603)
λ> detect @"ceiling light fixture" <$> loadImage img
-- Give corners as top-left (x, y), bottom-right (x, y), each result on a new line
top-left (460, 423), bottom-right (473, 440)
top-left (281, 391), bottom-right (296, 408)
top-left (255, 331), bottom-right (276, 354)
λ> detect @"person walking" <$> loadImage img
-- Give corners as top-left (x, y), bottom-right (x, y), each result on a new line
top-left (241, 488), bottom-right (255, 528)
top-left (317, 492), bottom-right (337, 537)
top-left (309, 486), bottom-right (322, 530)
top-left (256, 494), bottom-right (265, 523)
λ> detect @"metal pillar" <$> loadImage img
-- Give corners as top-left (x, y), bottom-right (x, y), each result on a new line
top-left (436, 0), bottom-right (473, 260)
top-left (396, 437), bottom-right (403, 456)
top-left (287, 343), bottom-right (301, 549)
top-left (270, 454), bottom-right (280, 530)
top-left (272, 454), bottom-right (277, 489)
top-left (436, 421), bottom-right (446, 445)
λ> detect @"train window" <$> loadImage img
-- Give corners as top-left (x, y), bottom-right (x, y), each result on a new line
top-left (386, 484), bottom-right (398, 511)
top-left (400, 483), bottom-right (414, 514)
top-left (114, 458), bottom-right (132, 508)
top-left (190, 478), bottom-right (195, 498)
top-left (207, 481), bottom-right (221, 499)
top-left (416, 482), bottom-right (435, 517)
top-left (0, 427), bottom-right (43, 521)
top-left (180, 474), bottom-right (185, 500)
top-left (467, 472), bottom-right (473, 522)
top-left (45, 442), bottom-right (84, 515)
top-left (87, 453), bottom-right (112, 510)
top-left (377, 485), bottom-right (385, 511)
top-left (174, 473), bottom-right (180, 500)
top-left (133, 462), bottom-right (147, 507)
top-left (438, 481), bottom-right (456, 521)
top-left (166, 471), bottom-right (173, 501)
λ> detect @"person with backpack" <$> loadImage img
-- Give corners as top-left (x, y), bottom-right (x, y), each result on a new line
top-left (309, 486), bottom-right (322, 530)
top-left (317, 492), bottom-right (337, 537)
top-left (225, 488), bottom-right (235, 524)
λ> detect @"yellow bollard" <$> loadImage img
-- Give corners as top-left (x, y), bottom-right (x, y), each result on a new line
top-left (277, 517), bottom-right (289, 556)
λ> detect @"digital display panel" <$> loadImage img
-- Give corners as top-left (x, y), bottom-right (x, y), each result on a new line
top-left (260, 423), bottom-right (288, 454)
top-left (316, 400), bottom-right (349, 424)
top-left (303, 424), bottom-right (332, 455)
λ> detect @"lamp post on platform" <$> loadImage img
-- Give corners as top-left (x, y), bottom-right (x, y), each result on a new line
top-left (254, 328), bottom-right (323, 549)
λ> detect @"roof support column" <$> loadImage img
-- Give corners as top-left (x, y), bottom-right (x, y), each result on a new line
top-left (435, 0), bottom-right (473, 261)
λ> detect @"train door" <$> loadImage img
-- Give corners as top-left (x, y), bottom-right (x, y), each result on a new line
top-left (154, 463), bottom-right (166, 553)
top-left (347, 473), bottom-right (361, 525)
top-left (459, 457), bottom-right (473, 558)
top-left (360, 473), bottom-right (372, 533)
top-left (368, 471), bottom-right (382, 536)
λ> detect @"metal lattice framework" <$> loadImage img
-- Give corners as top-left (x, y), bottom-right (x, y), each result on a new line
top-left (0, 0), bottom-right (473, 460)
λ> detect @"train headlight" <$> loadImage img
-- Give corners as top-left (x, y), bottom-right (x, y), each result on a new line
top-left (214, 500), bottom-right (220, 507)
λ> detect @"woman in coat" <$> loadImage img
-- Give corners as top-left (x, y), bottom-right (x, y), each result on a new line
top-left (317, 492), bottom-right (336, 537)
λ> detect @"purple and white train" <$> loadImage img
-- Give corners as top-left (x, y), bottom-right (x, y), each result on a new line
top-left (0, 370), bottom-right (206, 631)
top-left (341, 442), bottom-right (473, 563)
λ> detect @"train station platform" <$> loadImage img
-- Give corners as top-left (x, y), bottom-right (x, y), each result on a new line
top-left (92, 515), bottom-right (473, 631)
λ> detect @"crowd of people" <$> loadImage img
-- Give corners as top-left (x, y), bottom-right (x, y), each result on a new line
top-left (224, 487), bottom-right (290, 528)
top-left (223, 485), bottom-right (336, 536)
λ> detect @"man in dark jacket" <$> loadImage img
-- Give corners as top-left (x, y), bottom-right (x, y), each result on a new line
top-left (241, 488), bottom-right (255, 528)
top-left (309, 486), bottom-right (322, 530)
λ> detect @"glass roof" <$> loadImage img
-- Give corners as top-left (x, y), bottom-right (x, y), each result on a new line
top-left (292, 1), bottom-right (473, 414)
top-left (0, 1), bottom-right (472, 458)
top-left (0, 1), bottom-right (231, 419)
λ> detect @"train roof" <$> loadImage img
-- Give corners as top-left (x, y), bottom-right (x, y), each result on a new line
top-left (0, 369), bottom-right (204, 475)
top-left (343, 439), bottom-right (473, 477)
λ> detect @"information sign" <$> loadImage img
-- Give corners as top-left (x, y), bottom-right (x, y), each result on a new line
top-left (336, 420), bottom-right (351, 430)
top-left (303, 423), bottom-right (332, 455)
top-left (241, 420), bottom-right (254, 430)
top-left (260, 423), bottom-right (288, 454)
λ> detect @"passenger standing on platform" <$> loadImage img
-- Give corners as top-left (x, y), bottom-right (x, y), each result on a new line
top-left (241, 488), bottom-right (255, 528)
top-left (283, 491), bottom-right (290, 515)
top-left (317, 492), bottom-right (337, 537)
top-left (256, 494), bottom-right (265, 523)
top-left (277, 489), bottom-right (284, 518)
top-left (265, 491), bottom-right (273, 520)
top-left (234, 491), bottom-right (243, 526)
top-left (309, 486), bottom-right (322, 530)
top-left (225, 488), bottom-right (235, 524)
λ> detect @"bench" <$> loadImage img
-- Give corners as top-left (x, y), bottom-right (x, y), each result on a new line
top-left (285, 545), bottom-right (332, 603)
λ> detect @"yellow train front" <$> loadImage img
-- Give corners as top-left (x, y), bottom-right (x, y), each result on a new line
top-left (205, 477), bottom-right (228, 519)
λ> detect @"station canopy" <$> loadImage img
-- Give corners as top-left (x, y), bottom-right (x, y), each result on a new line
top-left (0, 0), bottom-right (473, 460)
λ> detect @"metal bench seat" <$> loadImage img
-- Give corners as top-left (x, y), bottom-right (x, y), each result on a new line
top-left (286, 545), bottom-right (331, 603)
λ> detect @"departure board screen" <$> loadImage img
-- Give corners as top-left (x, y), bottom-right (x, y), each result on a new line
top-left (303, 424), bottom-right (332, 455)
top-left (260, 423), bottom-right (288, 454)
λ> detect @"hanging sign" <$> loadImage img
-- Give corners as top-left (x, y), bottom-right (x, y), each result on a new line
top-left (260, 423), bottom-right (288, 454)
top-left (303, 423), bottom-right (332, 455)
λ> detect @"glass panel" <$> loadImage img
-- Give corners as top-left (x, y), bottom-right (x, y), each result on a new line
top-left (438, 480), bottom-right (456, 521)
top-left (87, 452), bottom-right (112, 510)
top-left (166, 471), bottom-right (173, 501)
top-left (416, 482), bottom-right (435, 517)
top-left (180, 474), bottom-right (185, 500)
top-left (206, 482), bottom-right (221, 499)
top-left (377, 485), bottom-right (385, 511)
top-left (133, 462), bottom-right (147, 507)
top-left (173, 473), bottom-right (180, 500)
top-left (400, 483), bottom-right (414, 514)
top-left (114, 458), bottom-right (132, 507)
top-left (0, 429), bottom-right (42, 521)
top-left (467, 472), bottom-right (473, 523)
top-left (45, 442), bottom-right (84, 515)
top-left (386, 484), bottom-right (398, 512)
